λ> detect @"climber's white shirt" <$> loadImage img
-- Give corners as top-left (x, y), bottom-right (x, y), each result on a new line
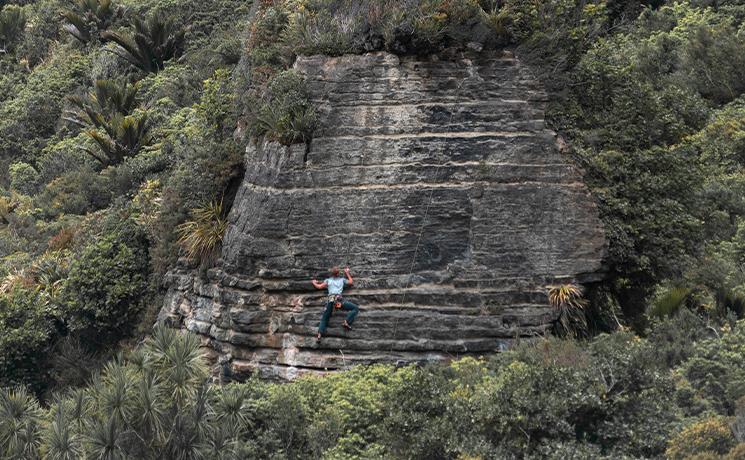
top-left (324, 277), bottom-right (348, 295)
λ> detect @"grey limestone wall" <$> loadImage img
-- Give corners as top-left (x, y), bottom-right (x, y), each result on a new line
top-left (159, 50), bottom-right (606, 380)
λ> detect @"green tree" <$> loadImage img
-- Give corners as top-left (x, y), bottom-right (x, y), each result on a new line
top-left (0, 5), bottom-right (26, 54)
top-left (62, 0), bottom-right (124, 45)
top-left (62, 219), bottom-right (149, 345)
top-left (102, 13), bottom-right (186, 74)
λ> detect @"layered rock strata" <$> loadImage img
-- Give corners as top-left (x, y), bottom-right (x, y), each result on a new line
top-left (159, 51), bottom-right (606, 380)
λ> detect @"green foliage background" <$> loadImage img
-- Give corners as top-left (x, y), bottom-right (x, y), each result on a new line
top-left (3, 0), bottom-right (745, 457)
top-left (4, 320), bottom-right (745, 459)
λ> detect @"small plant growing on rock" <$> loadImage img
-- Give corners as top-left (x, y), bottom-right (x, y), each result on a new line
top-left (251, 70), bottom-right (318, 145)
top-left (548, 283), bottom-right (588, 338)
top-left (176, 199), bottom-right (228, 265)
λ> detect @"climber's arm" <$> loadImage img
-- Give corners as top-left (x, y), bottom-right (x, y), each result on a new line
top-left (344, 267), bottom-right (353, 286)
top-left (311, 279), bottom-right (327, 290)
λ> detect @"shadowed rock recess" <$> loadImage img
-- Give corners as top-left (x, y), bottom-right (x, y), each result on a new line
top-left (159, 51), bottom-right (606, 380)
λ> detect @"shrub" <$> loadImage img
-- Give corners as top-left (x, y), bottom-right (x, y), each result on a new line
top-left (0, 287), bottom-right (56, 391)
top-left (732, 396), bottom-right (745, 444)
top-left (0, 50), bottom-right (92, 178)
top-left (8, 162), bottom-right (40, 196)
top-left (36, 134), bottom-right (98, 186)
top-left (38, 167), bottom-right (112, 216)
top-left (61, 217), bottom-right (149, 345)
top-left (149, 99), bottom-right (243, 278)
top-left (282, 7), bottom-right (359, 56)
top-left (246, 3), bottom-right (291, 68)
top-left (725, 443), bottom-right (745, 460)
top-left (680, 322), bottom-right (745, 415)
top-left (250, 70), bottom-right (317, 144)
top-left (666, 417), bottom-right (737, 460)
top-left (647, 309), bottom-right (710, 368)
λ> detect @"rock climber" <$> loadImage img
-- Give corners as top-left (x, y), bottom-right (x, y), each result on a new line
top-left (312, 266), bottom-right (359, 341)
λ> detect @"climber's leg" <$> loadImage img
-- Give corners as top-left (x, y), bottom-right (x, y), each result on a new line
top-left (318, 301), bottom-right (334, 335)
top-left (341, 300), bottom-right (359, 329)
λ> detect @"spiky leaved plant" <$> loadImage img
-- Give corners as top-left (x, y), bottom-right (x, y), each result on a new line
top-left (62, 0), bottom-right (124, 44)
top-left (85, 415), bottom-right (125, 460)
top-left (548, 283), bottom-right (588, 338)
top-left (42, 400), bottom-right (83, 460)
top-left (102, 13), bottom-right (186, 73)
top-left (83, 112), bottom-right (153, 166)
top-left (0, 387), bottom-right (43, 459)
top-left (144, 327), bottom-right (211, 458)
top-left (252, 70), bottom-right (318, 145)
top-left (176, 199), bottom-right (228, 265)
top-left (65, 79), bottom-right (151, 166)
top-left (648, 286), bottom-right (692, 319)
top-left (66, 78), bottom-right (140, 129)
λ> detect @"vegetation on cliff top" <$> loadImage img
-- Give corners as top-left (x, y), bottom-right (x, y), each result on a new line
top-left (2, 0), bottom-right (745, 457)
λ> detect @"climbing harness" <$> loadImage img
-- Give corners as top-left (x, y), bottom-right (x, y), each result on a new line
top-left (330, 294), bottom-right (344, 310)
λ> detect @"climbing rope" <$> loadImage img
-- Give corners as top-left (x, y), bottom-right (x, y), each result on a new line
top-left (388, 188), bottom-right (435, 351)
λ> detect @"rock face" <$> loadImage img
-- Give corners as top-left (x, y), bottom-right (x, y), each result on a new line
top-left (159, 51), bottom-right (606, 380)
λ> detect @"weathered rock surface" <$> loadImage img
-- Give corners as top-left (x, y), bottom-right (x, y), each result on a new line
top-left (159, 50), bottom-right (606, 380)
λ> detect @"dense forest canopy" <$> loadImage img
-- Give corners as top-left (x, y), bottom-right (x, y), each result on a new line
top-left (2, 0), bottom-right (745, 458)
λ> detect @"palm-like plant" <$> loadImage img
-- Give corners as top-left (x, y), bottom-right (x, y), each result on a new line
top-left (62, 0), bottom-right (124, 44)
top-left (0, 5), bottom-right (26, 54)
top-left (84, 112), bottom-right (153, 166)
top-left (548, 284), bottom-right (588, 338)
top-left (86, 416), bottom-right (125, 460)
top-left (33, 327), bottom-right (242, 458)
top-left (66, 78), bottom-right (140, 130)
top-left (0, 387), bottom-right (43, 459)
top-left (176, 199), bottom-right (228, 264)
top-left (102, 13), bottom-right (186, 73)
top-left (42, 405), bottom-right (83, 460)
top-left (130, 370), bottom-right (166, 448)
top-left (66, 79), bottom-right (150, 166)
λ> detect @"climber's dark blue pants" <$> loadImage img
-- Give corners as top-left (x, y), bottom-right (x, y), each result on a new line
top-left (318, 299), bottom-right (359, 334)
